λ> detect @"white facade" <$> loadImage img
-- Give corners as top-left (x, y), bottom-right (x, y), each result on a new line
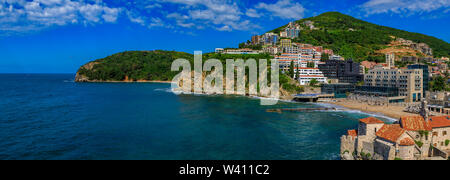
top-left (295, 67), bottom-right (328, 85)
top-left (224, 48), bottom-right (261, 54)
top-left (298, 75), bottom-right (328, 85)
top-left (215, 48), bottom-right (224, 54)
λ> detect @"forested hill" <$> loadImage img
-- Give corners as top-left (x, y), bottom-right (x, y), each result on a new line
top-left (75, 50), bottom-right (273, 82)
top-left (271, 12), bottom-right (450, 62)
top-left (75, 50), bottom-right (194, 82)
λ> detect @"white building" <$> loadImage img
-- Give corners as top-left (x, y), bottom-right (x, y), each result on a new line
top-left (330, 55), bottom-right (344, 61)
top-left (215, 48), bottom-right (224, 54)
top-left (298, 75), bottom-right (328, 85)
top-left (224, 48), bottom-right (261, 55)
top-left (263, 46), bottom-right (280, 55)
top-left (295, 67), bottom-right (328, 85)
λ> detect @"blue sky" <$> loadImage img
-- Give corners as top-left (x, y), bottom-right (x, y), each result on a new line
top-left (0, 0), bottom-right (449, 73)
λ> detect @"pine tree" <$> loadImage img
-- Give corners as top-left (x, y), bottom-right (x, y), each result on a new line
top-left (289, 61), bottom-right (295, 78)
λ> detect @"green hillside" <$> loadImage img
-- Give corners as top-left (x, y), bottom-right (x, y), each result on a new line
top-left (76, 50), bottom-right (273, 82)
top-left (76, 50), bottom-right (194, 81)
top-left (271, 12), bottom-right (450, 62)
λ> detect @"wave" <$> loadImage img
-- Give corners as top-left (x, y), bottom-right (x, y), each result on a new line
top-left (314, 103), bottom-right (397, 122)
top-left (154, 88), bottom-right (174, 93)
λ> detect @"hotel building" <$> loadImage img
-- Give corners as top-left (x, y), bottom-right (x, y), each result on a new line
top-left (363, 67), bottom-right (424, 103)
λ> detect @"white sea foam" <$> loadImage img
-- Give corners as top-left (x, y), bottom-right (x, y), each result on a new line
top-left (315, 103), bottom-right (397, 122)
top-left (154, 88), bottom-right (174, 93)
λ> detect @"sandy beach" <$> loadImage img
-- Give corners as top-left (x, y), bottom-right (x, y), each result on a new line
top-left (327, 99), bottom-right (417, 120)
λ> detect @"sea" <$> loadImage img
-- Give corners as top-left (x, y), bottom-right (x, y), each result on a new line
top-left (0, 74), bottom-right (394, 160)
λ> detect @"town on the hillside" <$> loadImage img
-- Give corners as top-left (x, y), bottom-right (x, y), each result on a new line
top-left (215, 20), bottom-right (450, 160)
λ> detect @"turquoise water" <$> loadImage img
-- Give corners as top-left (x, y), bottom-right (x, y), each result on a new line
top-left (0, 74), bottom-right (391, 160)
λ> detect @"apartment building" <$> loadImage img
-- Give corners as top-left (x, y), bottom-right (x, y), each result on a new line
top-left (280, 39), bottom-right (292, 48)
top-left (318, 59), bottom-right (363, 84)
top-left (364, 67), bottom-right (424, 102)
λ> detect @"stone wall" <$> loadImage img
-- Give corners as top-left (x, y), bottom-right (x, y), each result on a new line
top-left (374, 139), bottom-right (396, 160)
top-left (340, 135), bottom-right (356, 160)
top-left (432, 127), bottom-right (450, 151)
top-left (398, 145), bottom-right (415, 160)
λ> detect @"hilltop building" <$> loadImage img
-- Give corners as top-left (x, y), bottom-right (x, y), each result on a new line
top-left (263, 46), bottom-right (280, 55)
top-left (261, 33), bottom-right (279, 45)
top-left (220, 48), bottom-right (262, 55)
top-left (251, 35), bottom-right (260, 45)
top-left (280, 39), bottom-right (292, 48)
top-left (215, 48), bottom-right (224, 54)
top-left (284, 22), bottom-right (300, 38)
top-left (386, 53), bottom-right (395, 69)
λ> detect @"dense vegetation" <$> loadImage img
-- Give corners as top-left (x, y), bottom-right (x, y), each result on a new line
top-left (78, 51), bottom-right (277, 82)
top-left (77, 50), bottom-right (194, 81)
top-left (271, 12), bottom-right (450, 62)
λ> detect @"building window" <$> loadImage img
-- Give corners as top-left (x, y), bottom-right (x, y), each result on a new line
top-left (444, 131), bottom-right (447, 136)
top-left (433, 132), bottom-right (438, 137)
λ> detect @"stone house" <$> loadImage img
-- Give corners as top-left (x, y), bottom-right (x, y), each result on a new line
top-left (429, 116), bottom-right (450, 150)
top-left (341, 115), bottom-right (450, 160)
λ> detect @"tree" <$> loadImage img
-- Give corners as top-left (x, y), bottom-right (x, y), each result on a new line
top-left (430, 76), bottom-right (446, 92)
top-left (321, 53), bottom-right (329, 62)
top-left (307, 62), bottom-right (315, 68)
top-left (309, 78), bottom-right (319, 87)
top-left (289, 61), bottom-right (295, 78)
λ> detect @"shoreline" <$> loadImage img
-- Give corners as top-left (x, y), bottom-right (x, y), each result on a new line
top-left (73, 80), bottom-right (414, 120)
top-left (324, 99), bottom-right (417, 120)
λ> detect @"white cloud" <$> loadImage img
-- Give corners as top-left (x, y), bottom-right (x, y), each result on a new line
top-left (255, 0), bottom-right (305, 19)
top-left (155, 0), bottom-right (258, 31)
top-left (145, 3), bottom-right (162, 9)
top-left (217, 25), bottom-right (231, 31)
top-left (245, 8), bottom-right (261, 18)
top-left (361, 0), bottom-right (450, 15)
top-left (148, 17), bottom-right (168, 28)
top-left (126, 10), bottom-right (146, 26)
top-left (0, 0), bottom-right (121, 35)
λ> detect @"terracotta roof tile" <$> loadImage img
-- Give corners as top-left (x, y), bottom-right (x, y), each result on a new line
top-left (376, 124), bottom-right (406, 143)
top-left (360, 117), bottom-right (384, 124)
top-left (400, 116), bottom-right (432, 131)
top-left (399, 137), bottom-right (415, 146)
top-left (430, 116), bottom-right (450, 128)
top-left (347, 130), bottom-right (357, 137)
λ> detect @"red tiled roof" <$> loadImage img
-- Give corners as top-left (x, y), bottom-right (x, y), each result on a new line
top-left (399, 137), bottom-right (415, 146)
top-left (299, 75), bottom-right (325, 78)
top-left (348, 130), bottom-right (357, 137)
top-left (400, 116), bottom-right (432, 131)
top-left (430, 116), bottom-right (450, 128)
top-left (359, 117), bottom-right (384, 124)
top-left (376, 124), bottom-right (406, 143)
top-left (295, 67), bottom-right (319, 70)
